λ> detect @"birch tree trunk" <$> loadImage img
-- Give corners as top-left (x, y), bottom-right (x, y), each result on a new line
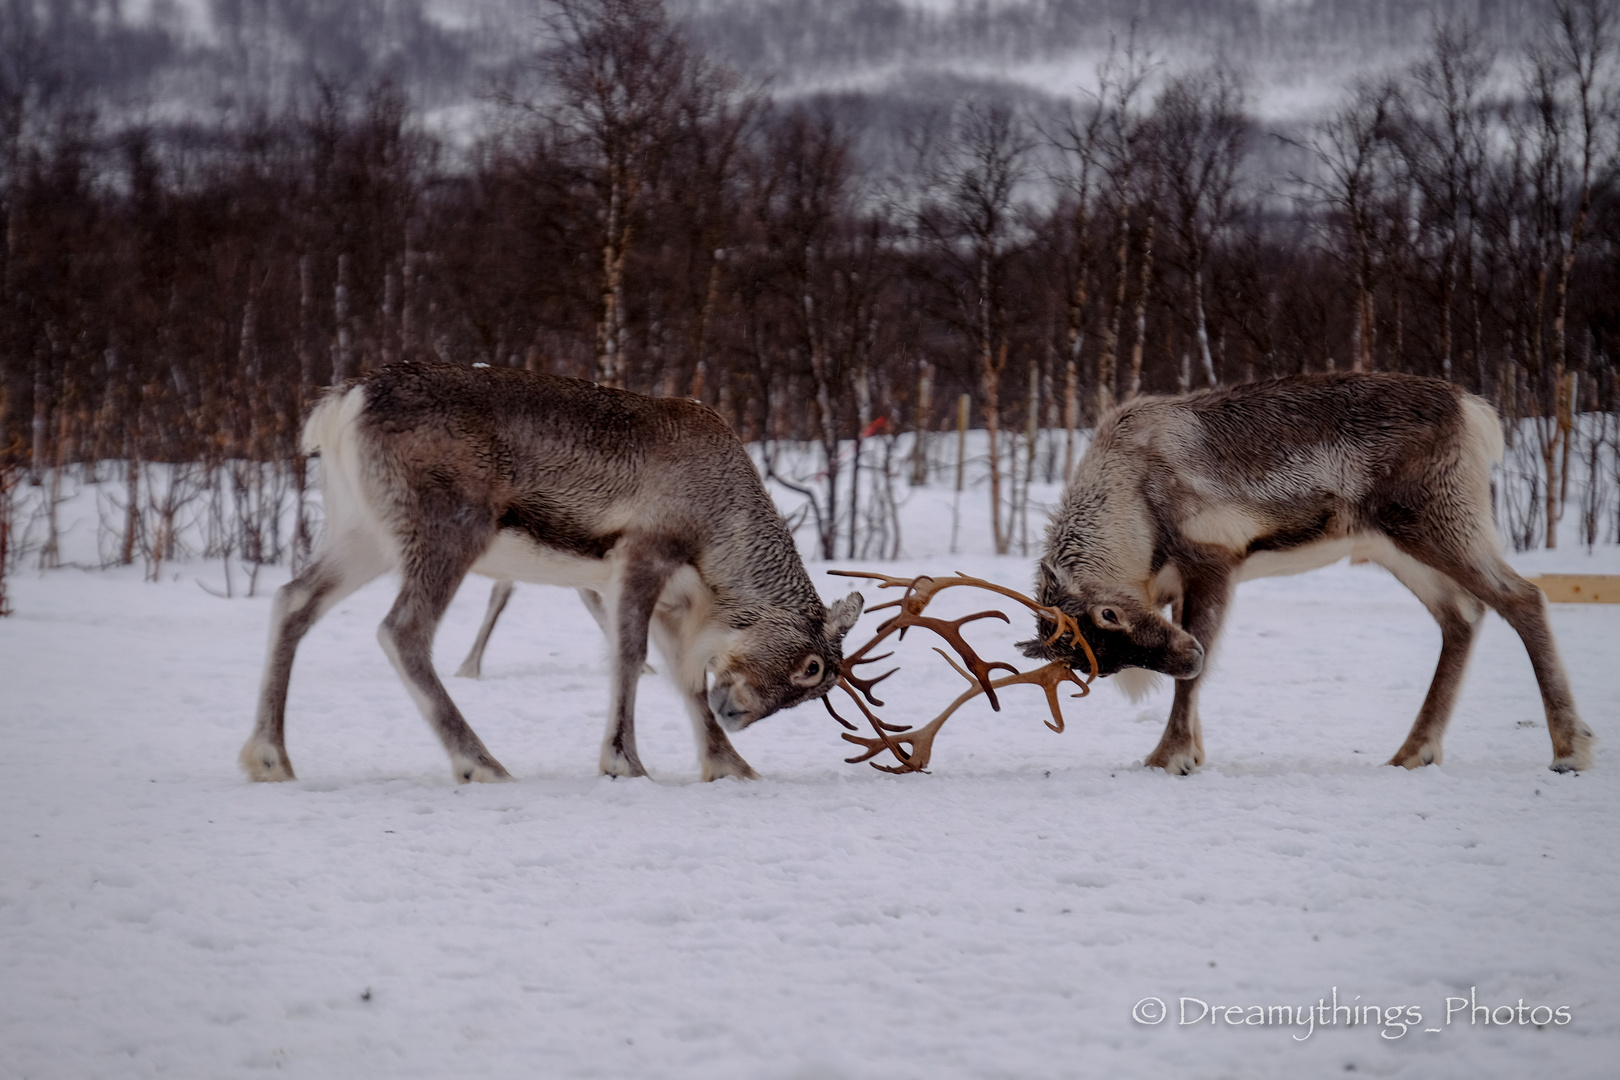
top-left (1125, 221), bottom-right (1155, 400)
top-left (1097, 210), bottom-right (1129, 416)
top-left (332, 253), bottom-right (353, 384)
top-left (909, 361), bottom-right (932, 486)
top-left (1192, 261), bottom-right (1218, 386)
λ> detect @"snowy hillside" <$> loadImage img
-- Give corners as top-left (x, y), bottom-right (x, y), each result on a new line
top-left (2, 464), bottom-right (1618, 1078)
top-left (42, 0), bottom-right (1542, 125)
top-left (679, 0), bottom-right (1541, 120)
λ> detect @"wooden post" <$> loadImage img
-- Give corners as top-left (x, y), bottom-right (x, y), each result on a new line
top-left (332, 252), bottom-right (353, 384)
top-left (950, 392), bottom-right (969, 555)
top-left (1530, 575), bottom-right (1620, 603)
top-left (955, 392), bottom-right (969, 493)
top-left (910, 361), bottom-right (932, 487)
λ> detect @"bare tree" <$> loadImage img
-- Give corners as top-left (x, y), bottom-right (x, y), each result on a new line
top-left (763, 105), bottom-right (856, 560)
top-left (918, 98), bottom-right (1034, 555)
top-left (1542, 0), bottom-right (1617, 543)
top-left (1083, 39), bottom-right (1155, 413)
top-left (1153, 64), bottom-right (1250, 391)
top-left (0, 0), bottom-right (1615, 585)
top-left (666, 64), bottom-right (759, 403)
top-left (1294, 80), bottom-right (1399, 374)
top-left (1392, 20), bottom-right (1494, 384)
top-left (1050, 90), bottom-right (1109, 474)
top-left (1490, 0), bottom-right (1619, 548)
top-left (545, 0), bottom-right (694, 388)
top-left (0, 375), bottom-right (17, 614)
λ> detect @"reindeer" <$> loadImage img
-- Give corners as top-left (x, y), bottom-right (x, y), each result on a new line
top-left (1022, 372), bottom-right (1593, 774)
top-left (242, 361), bottom-right (864, 784)
top-left (451, 581), bottom-right (647, 681)
top-left (452, 578), bottom-right (522, 680)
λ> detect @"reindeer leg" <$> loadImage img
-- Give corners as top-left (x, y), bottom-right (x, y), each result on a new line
top-left (1146, 683), bottom-right (1206, 777)
top-left (1478, 568), bottom-right (1591, 772)
top-left (1390, 529), bottom-right (1593, 772)
top-left (582, 588), bottom-right (654, 674)
top-left (649, 605), bottom-right (756, 781)
top-left (378, 511), bottom-right (510, 784)
top-left (243, 532), bottom-right (388, 781)
top-left (1145, 560), bottom-right (1229, 775)
top-left (599, 550), bottom-right (677, 779)
top-left (686, 689), bottom-right (759, 781)
top-left (1442, 557), bottom-right (1590, 771)
top-left (454, 579), bottom-right (514, 679)
top-left (1375, 554), bottom-right (1484, 768)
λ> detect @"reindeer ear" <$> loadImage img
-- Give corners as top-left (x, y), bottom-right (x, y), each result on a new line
top-left (824, 592), bottom-right (864, 639)
top-left (1035, 560), bottom-right (1064, 598)
top-left (1015, 635), bottom-right (1054, 661)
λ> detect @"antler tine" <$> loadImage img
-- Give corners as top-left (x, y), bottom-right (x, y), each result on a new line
top-left (836, 679), bottom-right (930, 773)
top-left (837, 677), bottom-right (911, 732)
top-left (825, 567), bottom-right (1099, 772)
top-left (830, 569), bottom-right (1088, 653)
top-left (843, 658), bottom-right (1091, 772)
top-left (840, 671), bottom-right (997, 772)
top-left (842, 657), bottom-right (898, 707)
top-left (828, 569), bottom-right (958, 615)
top-left (827, 569), bottom-right (919, 589)
top-left (821, 693), bottom-right (858, 731)
top-left (841, 728), bottom-right (934, 774)
top-left (993, 660), bottom-right (1091, 733)
top-left (831, 571), bottom-right (1012, 707)
top-left (827, 569), bottom-right (940, 614)
top-left (838, 616), bottom-right (910, 708)
top-left (844, 628), bottom-right (901, 668)
top-left (900, 609), bottom-right (1019, 710)
top-left (930, 649), bottom-right (1084, 732)
top-left (932, 572), bottom-right (1102, 684)
top-left (940, 572), bottom-right (1094, 658)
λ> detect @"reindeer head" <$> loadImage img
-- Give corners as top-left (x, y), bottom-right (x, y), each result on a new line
top-left (1019, 562), bottom-right (1204, 680)
top-left (708, 593), bottom-right (865, 731)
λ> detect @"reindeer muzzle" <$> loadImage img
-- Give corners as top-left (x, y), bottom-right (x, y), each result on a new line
top-left (708, 686), bottom-right (754, 732)
top-left (1167, 639), bottom-right (1205, 680)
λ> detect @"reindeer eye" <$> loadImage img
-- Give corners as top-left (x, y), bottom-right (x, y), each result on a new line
top-left (1099, 608), bottom-right (1120, 626)
top-left (790, 655), bottom-right (828, 688)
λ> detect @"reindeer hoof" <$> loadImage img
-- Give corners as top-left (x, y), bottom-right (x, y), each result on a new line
top-left (701, 755), bottom-right (760, 782)
top-left (239, 739), bottom-right (295, 782)
top-left (1145, 749), bottom-right (1199, 776)
top-left (1389, 745), bottom-right (1440, 769)
top-left (599, 752), bottom-right (649, 779)
top-left (454, 757), bottom-right (513, 783)
top-left (1551, 724), bottom-right (1594, 773)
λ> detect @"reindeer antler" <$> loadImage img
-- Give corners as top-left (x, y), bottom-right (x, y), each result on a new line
top-left (823, 571), bottom-right (1098, 773)
top-left (840, 657), bottom-right (1091, 773)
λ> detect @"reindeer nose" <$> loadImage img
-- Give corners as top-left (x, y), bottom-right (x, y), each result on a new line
top-left (708, 686), bottom-right (751, 731)
top-left (1177, 639), bottom-right (1206, 680)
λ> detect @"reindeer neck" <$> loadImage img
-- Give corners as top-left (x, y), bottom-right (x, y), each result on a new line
top-left (1048, 450), bottom-right (1157, 585)
top-left (699, 480), bottom-right (824, 627)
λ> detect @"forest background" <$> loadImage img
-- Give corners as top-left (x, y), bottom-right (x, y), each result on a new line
top-left (1, 0), bottom-right (1617, 613)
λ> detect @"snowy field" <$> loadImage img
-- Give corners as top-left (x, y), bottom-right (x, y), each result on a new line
top-left (3, 463), bottom-right (1620, 1079)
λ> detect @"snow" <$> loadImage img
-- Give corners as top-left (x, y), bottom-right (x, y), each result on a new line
top-left (3, 460), bottom-right (1619, 1079)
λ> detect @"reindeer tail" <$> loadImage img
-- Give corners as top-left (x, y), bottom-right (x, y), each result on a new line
top-left (1461, 394), bottom-right (1505, 468)
top-left (300, 384), bottom-right (366, 457)
top-left (298, 384), bottom-right (378, 544)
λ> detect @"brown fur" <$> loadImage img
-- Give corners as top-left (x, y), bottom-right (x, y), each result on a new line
top-left (1024, 372), bottom-right (1593, 774)
top-left (242, 361), bottom-right (862, 784)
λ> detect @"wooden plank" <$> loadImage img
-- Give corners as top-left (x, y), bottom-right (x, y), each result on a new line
top-left (1529, 575), bottom-right (1620, 604)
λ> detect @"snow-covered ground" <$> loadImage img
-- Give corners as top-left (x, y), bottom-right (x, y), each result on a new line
top-left (3, 463), bottom-right (1619, 1079)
